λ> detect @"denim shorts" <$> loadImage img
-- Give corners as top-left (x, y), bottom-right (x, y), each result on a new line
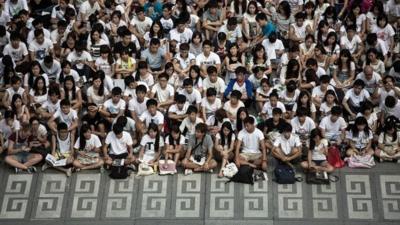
top-left (14, 152), bottom-right (30, 163)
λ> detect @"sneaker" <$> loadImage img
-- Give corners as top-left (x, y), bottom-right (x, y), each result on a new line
top-left (100, 166), bottom-right (105, 173)
top-left (27, 166), bottom-right (37, 174)
top-left (66, 168), bottom-right (72, 177)
top-left (184, 169), bottom-right (193, 176)
top-left (14, 168), bottom-right (21, 174)
top-left (208, 169), bottom-right (214, 173)
top-left (42, 163), bottom-right (49, 171)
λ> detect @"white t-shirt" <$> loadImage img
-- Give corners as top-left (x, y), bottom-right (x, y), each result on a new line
top-left (179, 117), bottom-right (203, 137)
top-left (262, 39), bottom-right (284, 60)
top-left (262, 101), bottom-right (286, 118)
top-left (3, 42), bottom-right (28, 62)
top-left (53, 108), bottom-right (78, 127)
top-left (87, 86), bottom-right (109, 106)
top-left (151, 83), bottom-right (175, 103)
top-left (290, 116), bottom-right (316, 140)
top-left (201, 97), bottom-right (222, 115)
top-left (28, 38), bottom-right (53, 61)
top-left (319, 116), bottom-right (347, 140)
top-left (238, 128), bottom-right (264, 154)
top-left (179, 88), bottom-right (202, 105)
top-left (165, 134), bottom-right (186, 146)
top-left (273, 134), bottom-right (302, 155)
top-left (105, 131), bottom-right (133, 155)
top-left (128, 97), bottom-right (148, 117)
top-left (372, 24), bottom-right (395, 50)
top-left (343, 89), bottom-right (370, 107)
top-left (224, 100), bottom-right (245, 119)
top-left (340, 34), bottom-right (362, 54)
top-left (196, 52), bottom-right (221, 68)
top-left (139, 110), bottom-right (164, 126)
top-left (168, 102), bottom-right (189, 116)
top-left (346, 130), bottom-right (373, 150)
top-left (79, 0), bottom-right (101, 20)
top-left (74, 134), bottom-right (102, 151)
top-left (170, 28), bottom-right (193, 44)
top-left (311, 139), bottom-right (329, 161)
top-left (202, 77), bottom-right (226, 94)
top-left (41, 99), bottom-right (60, 113)
top-left (140, 134), bottom-right (165, 160)
top-left (356, 72), bottom-right (382, 94)
top-left (130, 16), bottom-right (153, 35)
top-left (102, 99), bottom-right (126, 115)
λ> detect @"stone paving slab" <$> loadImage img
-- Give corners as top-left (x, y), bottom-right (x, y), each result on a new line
top-left (0, 162), bottom-right (399, 225)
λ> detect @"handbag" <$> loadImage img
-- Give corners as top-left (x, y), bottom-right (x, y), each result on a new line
top-left (274, 163), bottom-right (302, 184)
top-left (227, 165), bottom-right (254, 184)
top-left (137, 163), bottom-right (155, 176)
top-left (109, 159), bottom-right (129, 179)
top-left (345, 155), bottom-right (376, 168)
top-left (222, 162), bottom-right (238, 178)
top-left (158, 160), bottom-right (177, 175)
top-left (327, 146), bottom-right (345, 168)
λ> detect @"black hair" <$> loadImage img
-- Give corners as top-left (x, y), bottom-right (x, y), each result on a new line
top-left (149, 20), bottom-right (164, 39)
top-left (309, 128), bottom-right (323, 150)
top-left (350, 116), bottom-right (370, 138)
top-left (282, 123), bottom-right (292, 133)
top-left (243, 116), bottom-right (255, 125)
top-left (330, 106), bottom-right (342, 116)
top-left (78, 124), bottom-right (91, 151)
top-left (112, 123), bottom-right (124, 135)
top-left (195, 123), bottom-right (207, 133)
top-left (296, 106), bottom-right (308, 117)
top-left (207, 65), bottom-right (217, 74)
top-left (189, 65), bottom-right (201, 86)
top-left (11, 94), bottom-right (22, 115)
top-left (183, 78), bottom-right (193, 87)
top-left (136, 84), bottom-right (147, 94)
top-left (60, 99), bottom-right (71, 106)
top-left (272, 107), bottom-right (283, 115)
top-left (230, 90), bottom-right (242, 100)
top-left (57, 122), bottom-right (68, 131)
top-left (28, 61), bottom-right (44, 88)
top-left (206, 88), bottom-right (217, 97)
top-left (92, 72), bottom-right (105, 96)
top-left (220, 121), bottom-right (234, 147)
top-left (63, 76), bottom-right (76, 100)
top-left (147, 123), bottom-right (160, 152)
top-left (337, 49), bottom-right (353, 71)
top-left (385, 95), bottom-right (397, 108)
top-left (32, 76), bottom-right (47, 96)
top-left (175, 94), bottom-right (186, 104)
top-left (236, 107), bottom-right (249, 132)
top-left (353, 79), bottom-right (365, 88)
top-left (296, 91), bottom-right (312, 116)
top-left (111, 87), bottom-right (122, 96)
top-left (146, 98), bottom-right (158, 108)
top-left (186, 105), bottom-right (198, 114)
top-left (168, 125), bottom-right (181, 147)
top-left (382, 119), bottom-right (398, 142)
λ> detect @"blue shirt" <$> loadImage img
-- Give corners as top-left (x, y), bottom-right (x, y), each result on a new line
top-left (262, 22), bottom-right (276, 37)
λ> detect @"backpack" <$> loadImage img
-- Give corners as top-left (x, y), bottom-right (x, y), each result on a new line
top-left (274, 163), bottom-right (302, 184)
top-left (327, 146), bottom-right (345, 168)
top-left (109, 159), bottom-right (129, 179)
top-left (227, 165), bottom-right (254, 184)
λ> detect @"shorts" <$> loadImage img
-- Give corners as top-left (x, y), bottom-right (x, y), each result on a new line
top-left (240, 152), bottom-right (262, 161)
top-left (110, 153), bottom-right (129, 160)
top-left (14, 152), bottom-right (30, 163)
top-left (313, 160), bottom-right (326, 166)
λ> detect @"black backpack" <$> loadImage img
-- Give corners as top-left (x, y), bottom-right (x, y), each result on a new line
top-left (274, 164), bottom-right (301, 184)
top-left (227, 165), bottom-right (254, 185)
top-left (109, 165), bottom-right (129, 179)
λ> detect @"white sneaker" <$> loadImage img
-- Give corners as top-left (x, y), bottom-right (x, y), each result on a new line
top-left (184, 169), bottom-right (193, 176)
top-left (66, 168), bottom-right (72, 177)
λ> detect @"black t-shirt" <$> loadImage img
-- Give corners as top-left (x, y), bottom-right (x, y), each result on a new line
top-left (114, 41), bottom-right (138, 58)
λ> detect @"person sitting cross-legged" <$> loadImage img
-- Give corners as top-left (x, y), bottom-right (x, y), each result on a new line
top-left (300, 128), bottom-right (334, 173)
top-left (272, 123), bottom-right (302, 167)
top-left (235, 116), bottom-right (267, 171)
top-left (5, 123), bottom-right (43, 173)
top-left (182, 123), bottom-right (217, 175)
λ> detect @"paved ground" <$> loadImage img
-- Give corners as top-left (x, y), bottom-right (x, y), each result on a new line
top-left (0, 161), bottom-right (399, 225)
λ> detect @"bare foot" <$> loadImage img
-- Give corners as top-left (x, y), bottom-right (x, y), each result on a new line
top-left (218, 171), bottom-right (224, 178)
